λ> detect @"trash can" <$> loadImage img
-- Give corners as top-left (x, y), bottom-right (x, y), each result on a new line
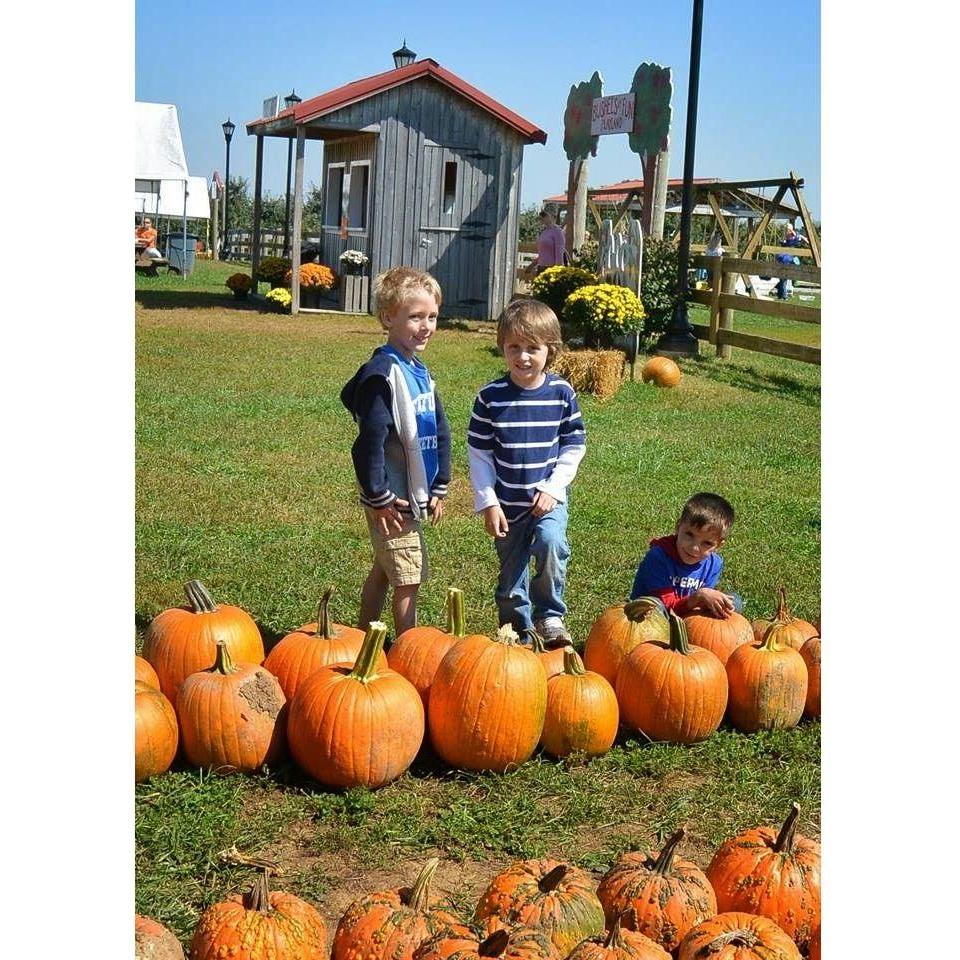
top-left (166, 233), bottom-right (199, 275)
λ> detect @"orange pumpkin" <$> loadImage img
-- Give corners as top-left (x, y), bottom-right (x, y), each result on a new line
top-left (616, 613), bottom-right (727, 743)
top-left (387, 587), bottom-right (484, 710)
top-left (529, 629), bottom-right (569, 679)
top-left (566, 915), bottom-right (670, 960)
top-left (808, 924), bottom-right (820, 960)
top-left (641, 356), bottom-right (681, 388)
top-left (142, 580), bottom-right (264, 703)
top-left (683, 610), bottom-right (753, 665)
top-left (800, 636), bottom-right (820, 720)
top-left (705, 804), bottom-right (820, 951)
top-left (415, 925), bottom-right (557, 960)
top-left (474, 858), bottom-right (605, 956)
top-left (135, 914), bottom-right (185, 960)
top-left (136, 655), bottom-right (161, 689)
top-left (583, 597), bottom-right (669, 685)
top-left (597, 830), bottom-right (717, 954)
top-left (176, 641), bottom-right (286, 773)
top-left (135, 680), bottom-right (179, 782)
top-left (332, 859), bottom-right (461, 960)
top-left (190, 871), bottom-right (328, 960)
top-left (725, 625), bottom-right (807, 732)
top-left (751, 587), bottom-right (818, 649)
top-left (542, 648), bottom-right (618, 758)
top-left (264, 586), bottom-right (372, 701)
top-left (677, 913), bottom-right (801, 960)
top-left (428, 625), bottom-right (547, 772)
top-left (288, 621), bottom-right (424, 788)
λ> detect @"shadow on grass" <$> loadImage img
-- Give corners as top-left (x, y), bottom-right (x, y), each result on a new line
top-left (136, 289), bottom-right (267, 311)
top-left (685, 355), bottom-right (820, 408)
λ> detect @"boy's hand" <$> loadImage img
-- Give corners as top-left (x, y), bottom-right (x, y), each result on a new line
top-left (373, 498), bottom-right (408, 536)
top-left (428, 496), bottom-right (444, 524)
top-left (694, 588), bottom-right (735, 618)
top-left (483, 504), bottom-right (509, 538)
top-left (530, 490), bottom-right (558, 518)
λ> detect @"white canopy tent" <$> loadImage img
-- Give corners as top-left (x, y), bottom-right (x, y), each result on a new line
top-left (135, 176), bottom-right (210, 219)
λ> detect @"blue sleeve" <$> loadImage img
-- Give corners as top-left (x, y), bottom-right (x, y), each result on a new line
top-left (703, 553), bottom-right (724, 588)
top-left (351, 376), bottom-right (396, 507)
top-left (559, 388), bottom-right (586, 450)
top-left (467, 391), bottom-right (494, 450)
top-left (630, 547), bottom-right (671, 600)
top-left (432, 389), bottom-right (451, 496)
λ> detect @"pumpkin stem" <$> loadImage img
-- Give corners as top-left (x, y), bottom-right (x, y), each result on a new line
top-left (775, 585), bottom-right (791, 622)
top-left (184, 580), bottom-right (218, 613)
top-left (605, 915), bottom-right (627, 950)
top-left (407, 857), bottom-right (440, 911)
top-left (650, 829), bottom-right (685, 875)
top-left (494, 624), bottom-right (521, 646)
top-left (563, 647), bottom-right (586, 676)
top-left (209, 640), bottom-right (238, 675)
top-left (773, 802), bottom-right (801, 853)
top-left (667, 613), bottom-right (691, 655)
top-left (315, 586), bottom-right (336, 639)
top-left (478, 930), bottom-right (511, 957)
top-left (348, 621), bottom-right (387, 683)
top-left (706, 929), bottom-right (758, 950)
top-left (242, 869), bottom-right (274, 913)
top-left (538, 863), bottom-right (569, 892)
top-left (623, 596), bottom-right (665, 623)
top-left (445, 588), bottom-right (466, 637)
top-left (528, 629), bottom-right (548, 653)
top-left (759, 622), bottom-right (784, 653)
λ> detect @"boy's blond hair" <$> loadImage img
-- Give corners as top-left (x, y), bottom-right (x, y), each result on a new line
top-left (496, 298), bottom-right (563, 364)
top-left (373, 267), bottom-right (442, 328)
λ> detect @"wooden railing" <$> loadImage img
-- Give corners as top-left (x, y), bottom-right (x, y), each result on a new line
top-left (686, 255), bottom-right (820, 365)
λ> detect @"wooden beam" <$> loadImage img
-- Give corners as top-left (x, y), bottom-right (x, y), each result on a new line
top-left (715, 328), bottom-right (821, 365)
top-left (721, 256), bottom-right (820, 285)
top-left (789, 170), bottom-right (821, 267)
top-left (706, 191), bottom-right (752, 295)
top-left (740, 185), bottom-right (788, 261)
top-left (703, 176), bottom-right (804, 191)
top-left (290, 127), bottom-right (305, 314)
top-left (612, 188), bottom-right (641, 232)
top-left (718, 292), bottom-right (820, 324)
top-left (251, 134), bottom-right (264, 286)
top-left (587, 200), bottom-right (603, 229)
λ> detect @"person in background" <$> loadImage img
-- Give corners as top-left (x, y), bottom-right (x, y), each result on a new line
top-left (136, 218), bottom-right (163, 260)
top-left (696, 231), bottom-right (723, 282)
top-left (532, 205), bottom-right (567, 275)
top-left (773, 222), bottom-right (807, 300)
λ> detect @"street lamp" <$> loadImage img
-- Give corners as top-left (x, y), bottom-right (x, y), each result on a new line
top-left (655, 0), bottom-right (703, 357)
top-left (392, 40), bottom-right (416, 69)
top-left (222, 118), bottom-right (236, 260)
top-left (282, 89), bottom-right (302, 257)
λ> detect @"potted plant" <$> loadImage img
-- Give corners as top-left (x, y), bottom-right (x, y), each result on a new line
top-left (339, 249), bottom-right (369, 276)
top-left (264, 287), bottom-right (292, 313)
top-left (338, 250), bottom-right (371, 313)
top-left (284, 262), bottom-right (337, 309)
top-left (225, 273), bottom-right (253, 300)
top-left (562, 282), bottom-right (646, 349)
top-left (258, 256), bottom-right (292, 289)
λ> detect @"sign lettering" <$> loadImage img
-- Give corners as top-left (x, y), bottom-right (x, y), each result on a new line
top-left (590, 93), bottom-right (635, 135)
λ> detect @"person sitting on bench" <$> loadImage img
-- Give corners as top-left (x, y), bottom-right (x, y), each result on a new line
top-left (136, 218), bottom-right (163, 260)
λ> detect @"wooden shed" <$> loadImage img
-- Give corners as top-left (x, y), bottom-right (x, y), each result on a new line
top-left (246, 53), bottom-right (547, 319)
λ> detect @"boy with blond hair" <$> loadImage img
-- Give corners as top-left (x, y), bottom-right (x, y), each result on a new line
top-left (467, 298), bottom-right (586, 643)
top-left (341, 267), bottom-right (450, 635)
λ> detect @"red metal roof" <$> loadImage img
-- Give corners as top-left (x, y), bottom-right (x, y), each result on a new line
top-left (247, 59), bottom-right (546, 144)
top-left (544, 177), bottom-right (721, 205)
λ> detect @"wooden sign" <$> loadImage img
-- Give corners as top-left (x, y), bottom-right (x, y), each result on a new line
top-left (628, 63), bottom-right (672, 156)
top-left (563, 71), bottom-right (603, 162)
top-left (590, 93), bottom-right (635, 135)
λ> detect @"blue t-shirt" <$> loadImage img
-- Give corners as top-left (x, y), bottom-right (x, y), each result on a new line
top-left (630, 535), bottom-right (724, 604)
top-left (382, 345), bottom-right (438, 488)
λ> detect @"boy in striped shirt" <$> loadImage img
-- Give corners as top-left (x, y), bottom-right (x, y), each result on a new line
top-left (467, 299), bottom-right (586, 644)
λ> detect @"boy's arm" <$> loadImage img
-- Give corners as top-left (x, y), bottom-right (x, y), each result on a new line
top-left (535, 389), bottom-right (586, 501)
top-left (467, 391), bottom-right (499, 511)
top-left (351, 376), bottom-right (397, 508)
top-left (432, 389), bottom-right (451, 499)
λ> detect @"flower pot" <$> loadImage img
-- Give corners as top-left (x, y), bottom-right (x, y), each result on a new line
top-left (300, 287), bottom-right (324, 309)
top-left (338, 274), bottom-right (370, 313)
top-left (232, 289), bottom-right (249, 300)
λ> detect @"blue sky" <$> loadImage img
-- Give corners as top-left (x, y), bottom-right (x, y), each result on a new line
top-left (136, 0), bottom-right (820, 216)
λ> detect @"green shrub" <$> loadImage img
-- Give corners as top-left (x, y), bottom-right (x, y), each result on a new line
top-left (639, 238), bottom-right (680, 343)
top-left (562, 283), bottom-right (646, 343)
top-left (529, 265), bottom-right (599, 321)
top-left (258, 256), bottom-right (292, 286)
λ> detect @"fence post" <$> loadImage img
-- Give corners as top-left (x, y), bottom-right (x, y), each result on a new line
top-left (708, 256), bottom-right (722, 344)
top-left (717, 267), bottom-right (736, 359)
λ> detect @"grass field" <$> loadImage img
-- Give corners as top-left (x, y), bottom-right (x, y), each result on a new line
top-left (135, 260), bottom-right (820, 947)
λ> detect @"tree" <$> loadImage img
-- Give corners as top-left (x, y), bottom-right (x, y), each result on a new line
top-left (226, 176), bottom-right (252, 232)
top-left (518, 204), bottom-right (541, 242)
top-left (301, 181), bottom-right (324, 237)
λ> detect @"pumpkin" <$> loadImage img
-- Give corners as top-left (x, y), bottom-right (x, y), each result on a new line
top-left (705, 803), bottom-right (820, 951)
top-left (387, 587), bottom-right (483, 710)
top-left (142, 580), bottom-right (264, 703)
top-left (597, 830), bottom-right (717, 954)
top-left (332, 858), bottom-right (461, 960)
top-left (428, 624), bottom-right (547, 773)
top-left (415, 925), bottom-right (557, 960)
top-left (176, 641), bottom-right (286, 773)
top-left (136, 655), bottom-right (161, 689)
top-left (135, 680), bottom-right (179, 782)
top-left (566, 915), bottom-right (670, 960)
top-left (288, 621), bottom-right (424, 788)
top-left (725, 625), bottom-right (807, 732)
top-left (808, 924), bottom-right (820, 960)
top-left (800, 636), bottom-right (820, 720)
top-left (474, 858), bottom-right (605, 956)
top-left (751, 587), bottom-right (818, 650)
top-left (583, 597), bottom-right (669, 685)
top-left (683, 610), bottom-right (753, 666)
top-left (677, 913), bottom-right (801, 960)
top-left (264, 586), bottom-right (372, 701)
top-left (641, 356), bottom-right (681, 388)
top-left (135, 914), bottom-right (185, 960)
top-left (529, 629), bottom-right (569, 680)
top-left (616, 613), bottom-right (727, 744)
top-left (190, 870), bottom-right (328, 960)
top-left (541, 648), bottom-right (618, 758)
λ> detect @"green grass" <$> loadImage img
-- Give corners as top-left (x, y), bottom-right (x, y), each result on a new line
top-left (135, 289), bottom-right (820, 946)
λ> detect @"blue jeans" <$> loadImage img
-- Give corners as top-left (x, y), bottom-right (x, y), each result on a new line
top-left (494, 501), bottom-right (570, 632)
top-left (775, 255), bottom-right (800, 299)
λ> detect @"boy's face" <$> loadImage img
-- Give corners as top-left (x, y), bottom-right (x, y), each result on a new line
top-left (675, 521), bottom-right (725, 566)
top-left (382, 290), bottom-right (438, 359)
top-left (503, 334), bottom-right (549, 388)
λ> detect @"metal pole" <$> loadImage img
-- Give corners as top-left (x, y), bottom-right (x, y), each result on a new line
top-left (655, 0), bottom-right (703, 356)
top-left (283, 136), bottom-right (293, 257)
top-left (223, 141), bottom-right (231, 260)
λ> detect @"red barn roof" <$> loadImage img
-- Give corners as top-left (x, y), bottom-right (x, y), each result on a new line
top-left (544, 177), bottom-right (721, 205)
top-left (247, 58), bottom-right (546, 144)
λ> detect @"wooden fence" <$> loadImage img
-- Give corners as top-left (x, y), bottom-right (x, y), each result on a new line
top-left (686, 254), bottom-right (820, 365)
top-left (226, 229), bottom-right (322, 260)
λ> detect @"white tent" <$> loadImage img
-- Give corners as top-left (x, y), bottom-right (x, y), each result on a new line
top-left (135, 176), bottom-right (210, 219)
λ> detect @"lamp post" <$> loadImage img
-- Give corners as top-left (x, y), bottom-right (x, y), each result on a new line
top-left (221, 118), bottom-right (235, 260)
top-left (282, 89), bottom-right (302, 257)
top-left (655, 0), bottom-right (703, 357)
top-left (392, 40), bottom-right (416, 69)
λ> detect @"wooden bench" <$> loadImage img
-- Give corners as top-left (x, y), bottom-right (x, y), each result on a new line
top-left (135, 253), bottom-right (173, 276)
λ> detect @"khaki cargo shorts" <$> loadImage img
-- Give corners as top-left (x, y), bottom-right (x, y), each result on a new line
top-left (364, 507), bottom-right (429, 587)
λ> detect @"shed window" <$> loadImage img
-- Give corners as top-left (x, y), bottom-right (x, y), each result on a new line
top-left (325, 165), bottom-right (345, 226)
top-left (442, 161), bottom-right (457, 215)
top-left (348, 163), bottom-right (369, 229)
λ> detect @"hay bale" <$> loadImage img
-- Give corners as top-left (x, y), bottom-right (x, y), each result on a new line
top-left (553, 348), bottom-right (625, 400)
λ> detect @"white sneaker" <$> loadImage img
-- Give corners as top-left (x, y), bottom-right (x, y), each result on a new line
top-left (535, 617), bottom-right (572, 645)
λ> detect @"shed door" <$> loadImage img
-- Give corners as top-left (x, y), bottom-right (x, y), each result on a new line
top-left (416, 144), bottom-right (497, 320)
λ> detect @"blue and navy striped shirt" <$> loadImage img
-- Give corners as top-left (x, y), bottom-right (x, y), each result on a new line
top-left (467, 374), bottom-right (586, 521)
